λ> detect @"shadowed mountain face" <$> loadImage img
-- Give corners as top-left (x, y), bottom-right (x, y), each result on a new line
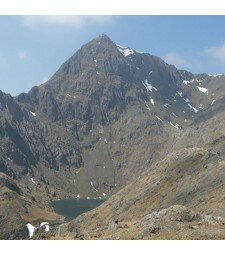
top-left (1, 34), bottom-right (225, 239)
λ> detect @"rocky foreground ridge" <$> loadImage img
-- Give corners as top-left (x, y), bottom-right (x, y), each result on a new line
top-left (61, 205), bottom-right (225, 240)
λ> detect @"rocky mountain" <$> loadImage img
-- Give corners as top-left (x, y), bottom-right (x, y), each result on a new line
top-left (1, 34), bottom-right (225, 239)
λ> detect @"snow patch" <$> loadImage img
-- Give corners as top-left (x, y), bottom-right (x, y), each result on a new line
top-left (164, 104), bottom-right (170, 108)
top-left (183, 80), bottom-right (194, 85)
top-left (93, 58), bottom-right (97, 63)
top-left (145, 102), bottom-right (150, 111)
top-left (30, 178), bottom-right (36, 184)
top-left (155, 115), bottom-right (163, 122)
top-left (211, 100), bottom-right (216, 105)
top-left (117, 45), bottom-right (134, 57)
top-left (188, 104), bottom-right (198, 113)
top-left (172, 112), bottom-right (178, 118)
top-left (197, 86), bottom-right (208, 94)
top-left (141, 79), bottom-right (157, 92)
top-left (176, 91), bottom-right (183, 97)
top-left (183, 98), bottom-right (190, 103)
top-left (150, 98), bottom-right (155, 106)
top-left (40, 222), bottom-right (50, 232)
top-left (169, 122), bottom-right (180, 129)
top-left (91, 181), bottom-right (98, 192)
top-left (30, 111), bottom-right (36, 117)
top-left (45, 225), bottom-right (50, 232)
top-left (26, 223), bottom-right (36, 239)
top-left (183, 79), bottom-right (202, 85)
top-left (208, 74), bottom-right (223, 77)
top-left (66, 94), bottom-right (76, 99)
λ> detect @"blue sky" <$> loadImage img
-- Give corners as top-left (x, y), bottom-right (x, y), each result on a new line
top-left (1, 15), bottom-right (225, 96)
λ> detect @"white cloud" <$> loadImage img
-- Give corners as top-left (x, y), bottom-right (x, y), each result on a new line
top-left (40, 77), bottom-right (49, 84)
top-left (205, 43), bottom-right (225, 64)
top-left (162, 51), bottom-right (204, 72)
top-left (163, 52), bottom-right (187, 69)
top-left (18, 50), bottom-right (27, 61)
top-left (22, 15), bottom-right (114, 29)
top-left (162, 43), bottom-right (225, 73)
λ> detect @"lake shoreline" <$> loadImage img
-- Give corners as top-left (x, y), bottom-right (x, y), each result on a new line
top-left (51, 198), bottom-right (104, 221)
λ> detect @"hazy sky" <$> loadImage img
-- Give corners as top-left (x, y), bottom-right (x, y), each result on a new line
top-left (1, 16), bottom-right (225, 96)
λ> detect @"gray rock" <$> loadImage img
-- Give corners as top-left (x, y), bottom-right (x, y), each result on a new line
top-left (108, 221), bottom-right (119, 231)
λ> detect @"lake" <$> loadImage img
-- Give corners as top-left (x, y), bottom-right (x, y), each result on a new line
top-left (51, 199), bottom-right (104, 220)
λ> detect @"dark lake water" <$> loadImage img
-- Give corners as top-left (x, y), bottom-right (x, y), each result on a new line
top-left (51, 199), bottom-right (104, 220)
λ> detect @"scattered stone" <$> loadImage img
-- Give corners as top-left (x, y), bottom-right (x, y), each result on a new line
top-left (108, 221), bottom-right (119, 231)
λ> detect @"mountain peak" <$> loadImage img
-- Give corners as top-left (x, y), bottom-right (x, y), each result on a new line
top-left (98, 33), bottom-right (112, 41)
top-left (86, 33), bottom-right (114, 47)
top-left (89, 34), bottom-right (116, 50)
top-left (50, 34), bottom-right (121, 79)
